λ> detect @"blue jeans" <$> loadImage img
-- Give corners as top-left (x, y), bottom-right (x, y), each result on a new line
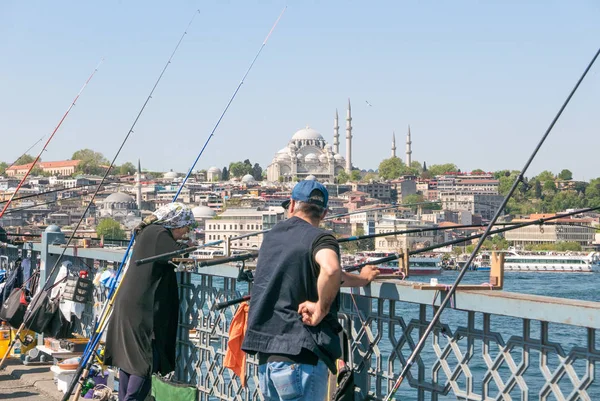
top-left (258, 360), bottom-right (329, 401)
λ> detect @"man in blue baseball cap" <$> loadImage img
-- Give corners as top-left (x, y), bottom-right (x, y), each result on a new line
top-left (243, 180), bottom-right (379, 401)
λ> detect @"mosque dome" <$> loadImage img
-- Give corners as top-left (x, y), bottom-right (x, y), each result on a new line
top-left (45, 225), bottom-right (61, 233)
top-left (276, 152), bottom-right (291, 161)
top-left (306, 175), bottom-right (317, 181)
top-left (334, 153), bottom-right (344, 161)
top-left (163, 171), bottom-right (178, 179)
top-left (305, 153), bottom-right (318, 162)
top-left (242, 174), bottom-right (256, 184)
top-left (207, 166), bottom-right (221, 174)
top-left (105, 192), bottom-right (135, 203)
top-left (292, 127), bottom-right (323, 141)
top-left (192, 205), bottom-right (216, 219)
top-left (318, 154), bottom-right (328, 163)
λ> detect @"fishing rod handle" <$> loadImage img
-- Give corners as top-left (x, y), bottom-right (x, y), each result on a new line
top-left (215, 295), bottom-right (250, 310)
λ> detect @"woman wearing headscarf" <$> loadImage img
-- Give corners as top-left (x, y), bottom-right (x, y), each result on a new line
top-left (104, 203), bottom-right (197, 401)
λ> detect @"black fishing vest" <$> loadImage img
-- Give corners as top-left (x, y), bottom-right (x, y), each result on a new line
top-left (242, 216), bottom-right (342, 373)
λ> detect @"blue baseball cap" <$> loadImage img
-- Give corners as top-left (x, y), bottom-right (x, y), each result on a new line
top-left (282, 180), bottom-right (329, 209)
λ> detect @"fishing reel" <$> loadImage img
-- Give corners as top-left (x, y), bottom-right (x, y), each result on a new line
top-left (236, 260), bottom-right (254, 283)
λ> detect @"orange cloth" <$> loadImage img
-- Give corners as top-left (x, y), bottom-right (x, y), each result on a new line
top-left (224, 302), bottom-right (249, 387)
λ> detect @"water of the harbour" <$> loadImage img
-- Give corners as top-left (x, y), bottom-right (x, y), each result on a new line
top-left (193, 271), bottom-right (600, 400)
top-left (384, 271), bottom-right (600, 400)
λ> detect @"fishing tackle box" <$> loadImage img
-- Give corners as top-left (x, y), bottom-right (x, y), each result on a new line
top-left (63, 277), bottom-right (93, 304)
top-left (59, 338), bottom-right (89, 353)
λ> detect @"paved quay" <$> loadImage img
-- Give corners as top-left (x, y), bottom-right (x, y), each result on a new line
top-left (0, 359), bottom-right (62, 400)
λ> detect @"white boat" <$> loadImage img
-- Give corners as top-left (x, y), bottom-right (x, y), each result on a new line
top-left (503, 251), bottom-right (600, 273)
top-left (190, 249), bottom-right (224, 260)
top-left (355, 252), bottom-right (443, 276)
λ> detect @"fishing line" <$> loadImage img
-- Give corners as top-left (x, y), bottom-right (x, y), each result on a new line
top-left (0, 59), bottom-right (103, 219)
top-left (55, 11), bottom-right (202, 400)
top-left (382, 46), bottom-right (600, 401)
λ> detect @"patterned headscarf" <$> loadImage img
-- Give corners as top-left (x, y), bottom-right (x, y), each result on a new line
top-left (136, 203), bottom-right (197, 232)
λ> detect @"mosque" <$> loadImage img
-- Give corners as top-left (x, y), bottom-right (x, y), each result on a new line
top-left (265, 99), bottom-right (414, 182)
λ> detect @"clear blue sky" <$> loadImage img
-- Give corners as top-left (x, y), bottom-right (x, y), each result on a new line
top-left (1, 1), bottom-right (599, 180)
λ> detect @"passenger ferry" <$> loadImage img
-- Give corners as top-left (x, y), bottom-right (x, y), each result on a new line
top-left (503, 251), bottom-right (600, 273)
top-left (190, 249), bottom-right (224, 260)
top-left (355, 252), bottom-right (443, 275)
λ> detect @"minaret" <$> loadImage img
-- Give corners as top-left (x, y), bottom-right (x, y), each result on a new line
top-left (345, 98), bottom-right (352, 173)
top-left (406, 125), bottom-right (412, 166)
top-left (391, 131), bottom-right (397, 158)
top-left (333, 109), bottom-right (340, 154)
top-left (136, 159), bottom-right (142, 210)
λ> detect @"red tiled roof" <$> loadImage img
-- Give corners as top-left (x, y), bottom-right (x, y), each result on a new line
top-left (7, 160), bottom-right (81, 171)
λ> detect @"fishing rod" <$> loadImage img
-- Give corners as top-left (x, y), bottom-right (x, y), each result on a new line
top-left (324, 201), bottom-right (441, 220)
top-left (56, 12), bottom-right (202, 400)
top-left (382, 47), bottom-right (600, 401)
top-left (134, 198), bottom-right (471, 265)
top-left (5, 135), bottom-right (46, 171)
top-left (211, 205), bottom-right (600, 310)
top-left (0, 60), bottom-right (103, 219)
top-left (344, 205), bottom-right (600, 272)
top-left (0, 184), bottom-right (97, 205)
top-left (65, 8), bottom-right (287, 401)
top-left (173, 6), bottom-right (287, 200)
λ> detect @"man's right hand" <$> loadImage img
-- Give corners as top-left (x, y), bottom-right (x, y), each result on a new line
top-left (298, 301), bottom-right (327, 326)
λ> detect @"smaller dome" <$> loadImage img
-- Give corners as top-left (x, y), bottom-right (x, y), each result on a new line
top-left (318, 154), bottom-right (328, 162)
top-left (277, 147), bottom-right (288, 154)
top-left (105, 192), bottom-right (135, 203)
top-left (305, 153), bottom-right (318, 162)
top-left (306, 175), bottom-right (317, 181)
top-left (45, 225), bottom-right (61, 233)
top-left (192, 205), bottom-right (216, 219)
top-left (334, 154), bottom-right (344, 161)
top-left (242, 174), bottom-right (256, 183)
top-left (163, 171), bottom-right (178, 179)
top-left (207, 166), bottom-right (221, 173)
top-left (276, 152), bottom-right (291, 161)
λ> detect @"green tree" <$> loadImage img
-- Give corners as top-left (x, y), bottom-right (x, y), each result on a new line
top-left (252, 163), bottom-right (263, 181)
top-left (96, 218), bottom-right (126, 240)
top-left (73, 149), bottom-right (108, 175)
top-left (585, 178), bottom-right (600, 199)
top-left (378, 157), bottom-right (404, 180)
top-left (336, 171), bottom-right (350, 184)
top-left (229, 161), bottom-right (252, 178)
top-left (0, 162), bottom-right (8, 175)
top-left (557, 169), bottom-right (573, 181)
top-left (410, 161), bottom-right (423, 173)
top-left (550, 191), bottom-right (583, 211)
top-left (542, 180), bottom-right (557, 197)
top-left (119, 162), bottom-right (137, 175)
top-left (471, 168), bottom-right (486, 174)
top-left (222, 166), bottom-right (229, 180)
top-left (427, 163), bottom-right (458, 177)
top-left (402, 193), bottom-right (424, 209)
top-left (536, 170), bottom-right (555, 182)
top-left (350, 170), bottom-right (362, 182)
top-left (498, 171), bottom-right (521, 195)
top-left (363, 172), bottom-right (378, 182)
top-left (14, 154), bottom-right (36, 165)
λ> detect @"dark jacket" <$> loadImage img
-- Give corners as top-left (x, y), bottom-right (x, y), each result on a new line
top-left (242, 217), bottom-right (342, 373)
top-left (104, 225), bottom-right (181, 376)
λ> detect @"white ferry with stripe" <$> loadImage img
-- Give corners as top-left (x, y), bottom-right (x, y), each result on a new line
top-left (503, 251), bottom-right (600, 273)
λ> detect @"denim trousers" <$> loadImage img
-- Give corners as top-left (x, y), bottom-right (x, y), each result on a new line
top-left (258, 360), bottom-right (329, 401)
